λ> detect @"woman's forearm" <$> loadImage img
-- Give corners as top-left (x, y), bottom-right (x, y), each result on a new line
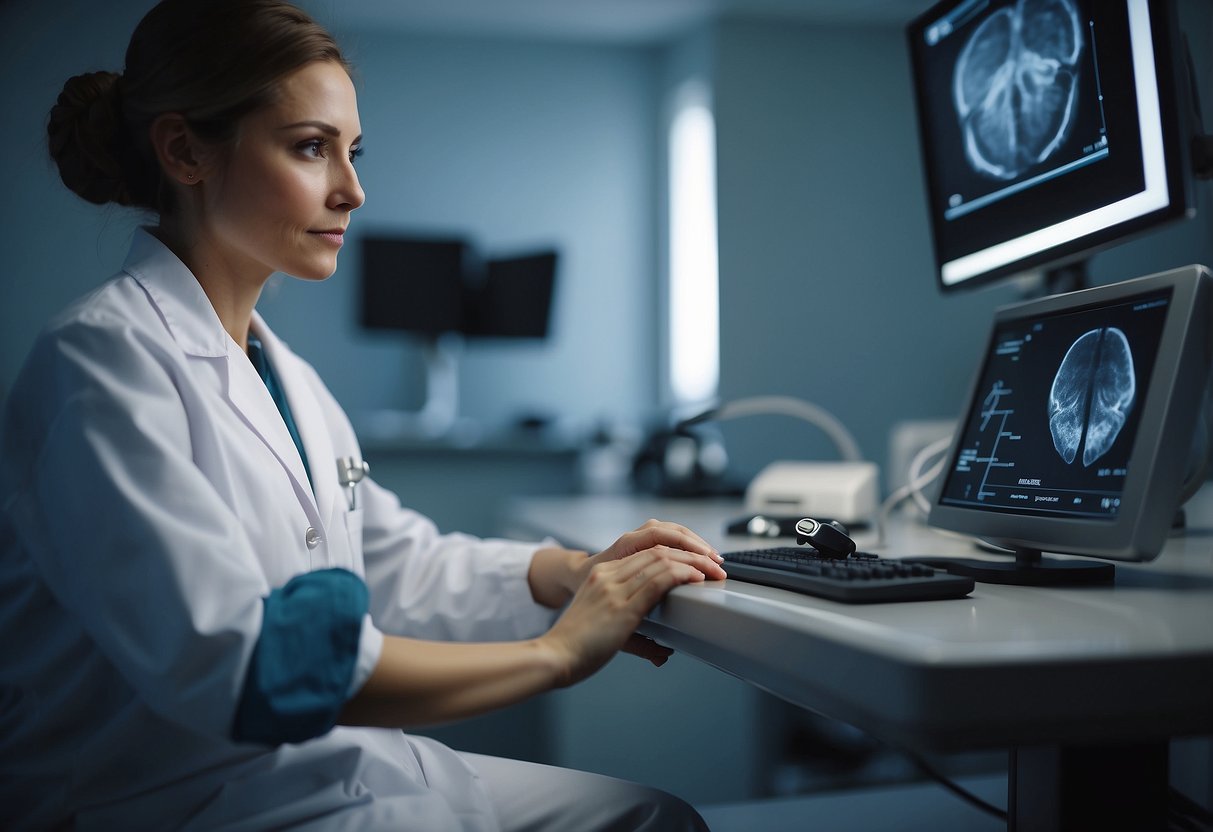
top-left (338, 634), bottom-right (566, 729)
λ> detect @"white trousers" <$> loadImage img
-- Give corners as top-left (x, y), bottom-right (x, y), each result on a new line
top-left (462, 752), bottom-right (710, 832)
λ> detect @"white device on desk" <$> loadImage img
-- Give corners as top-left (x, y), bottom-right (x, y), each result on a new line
top-left (679, 395), bottom-right (880, 525)
top-left (745, 460), bottom-right (879, 525)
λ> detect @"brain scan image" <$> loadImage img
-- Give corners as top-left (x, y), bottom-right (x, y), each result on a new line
top-left (953, 0), bottom-right (1084, 180)
top-left (1048, 327), bottom-right (1136, 467)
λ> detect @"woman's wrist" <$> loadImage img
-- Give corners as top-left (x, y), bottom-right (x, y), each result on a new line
top-left (531, 634), bottom-right (574, 689)
top-left (527, 546), bottom-right (590, 608)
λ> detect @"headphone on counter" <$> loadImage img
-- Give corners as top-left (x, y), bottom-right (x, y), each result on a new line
top-left (727, 514), bottom-right (857, 559)
top-left (794, 517), bottom-right (856, 559)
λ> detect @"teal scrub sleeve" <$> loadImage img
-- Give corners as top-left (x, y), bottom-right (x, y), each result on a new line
top-left (232, 568), bottom-right (369, 745)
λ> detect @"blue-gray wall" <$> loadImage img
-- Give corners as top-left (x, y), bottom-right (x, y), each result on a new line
top-left (267, 22), bottom-right (661, 431)
top-left (712, 18), bottom-right (1013, 474)
top-left (1, 1), bottom-right (150, 405)
top-left (1, 1), bottom-right (661, 436)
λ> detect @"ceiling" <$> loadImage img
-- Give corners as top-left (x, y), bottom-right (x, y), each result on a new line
top-left (321, 0), bottom-right (930, 43)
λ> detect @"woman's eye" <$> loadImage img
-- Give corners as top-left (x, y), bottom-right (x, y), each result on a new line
top-left (299, 138), bottom-right (327, 158)
top-left (349, 146), bottom-right (365, 164)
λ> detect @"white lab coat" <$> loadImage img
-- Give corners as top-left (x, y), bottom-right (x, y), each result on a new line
top-left (0, 229), bottom-right (560, 830)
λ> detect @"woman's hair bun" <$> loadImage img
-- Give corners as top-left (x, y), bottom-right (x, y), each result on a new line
top-left (47, 1), bottom-right (349, 215)
top-left (47, 71), bottom-right (137, 206)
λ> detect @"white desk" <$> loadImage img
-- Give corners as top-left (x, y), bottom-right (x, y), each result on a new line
top-left (503, 488), bottom-right (1213, 831)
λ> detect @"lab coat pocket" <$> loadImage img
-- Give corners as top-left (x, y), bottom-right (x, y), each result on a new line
top-left (342, 508), bottom-right (364, 572)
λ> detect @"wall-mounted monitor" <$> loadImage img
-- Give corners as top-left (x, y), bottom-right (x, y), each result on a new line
top-left (357, 234), bottom-right (559, 438)
top-left (469, 251), bottom-right (558, 339)
top-left (360, 236), bottom-right (471, 336)
top-left (907, 0), bottom-right (1194, 293)
top-left (360, 236), bottom-right (557, 341)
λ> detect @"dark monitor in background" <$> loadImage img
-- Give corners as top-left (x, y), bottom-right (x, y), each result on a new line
top-left (906, 0), bottom-right (1193, 294)
top-left (358, 234), bottom-right (559, 438)
top-left (471, 252), bottom-right (558, 339)
top-left (925, 265), bottom-right (1212, 584)
top-left (360, 236), bottom-right (471, 336)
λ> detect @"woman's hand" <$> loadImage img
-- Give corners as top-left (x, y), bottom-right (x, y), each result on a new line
top-left (529, 519), bottom-right (725, 608)
top-left (585, 519), bottom-right (723, 578)
top-left (537, 520), bottom-right (727, 686)
top-left (345, 521), bottom-right (728, 729)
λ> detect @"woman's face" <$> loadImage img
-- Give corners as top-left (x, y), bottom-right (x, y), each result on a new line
top-left (201, 60), bottom-right (365, 282)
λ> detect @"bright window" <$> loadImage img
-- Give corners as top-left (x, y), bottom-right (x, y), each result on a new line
top-left (668, 80), bottom-right (719, 406)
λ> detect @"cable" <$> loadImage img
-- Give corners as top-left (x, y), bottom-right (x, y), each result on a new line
top-left (1178, 401), bottom-right (1211, 505)
top-left (829, 720), bottom-right (1009, 822)
top-left (679, 395), bottom-right (864, 462)
top-left (874, 434), bottom-right (952, 547)
top-left (1170, 786), bottom-right (1213, 832)
top-left (905, 751), bottom-right (1008, 822)
top-left (1178, 373), bottom-right (1213, 506)
top-left (1170, 810), bottom-right (1209, 832)
top-left (906, 434), bottom-right (953, 515)
top-left (904, 762), bottom-right (1213, 829)
top-left (903, 747), bottom-right (1213, 827)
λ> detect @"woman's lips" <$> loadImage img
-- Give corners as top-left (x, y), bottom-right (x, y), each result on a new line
top-left (310, 230), bottom-right (345, 247)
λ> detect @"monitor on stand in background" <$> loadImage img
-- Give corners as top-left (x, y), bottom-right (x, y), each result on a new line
top-left (360, 236), bottom-right (473, 437)
top-left (359, 235), bottom-right (558, 439)
top-left (471, 251), bottom-right (558, 339)
top-left (361, 236), bottom-right (470, 336)
top-left (906, 0), bottom-right (1194, 295)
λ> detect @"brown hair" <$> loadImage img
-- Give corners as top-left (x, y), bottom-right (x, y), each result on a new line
top-left (47, 0), bottom-right (351, 214)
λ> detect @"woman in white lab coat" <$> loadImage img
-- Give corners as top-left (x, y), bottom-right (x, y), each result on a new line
top-left (0, 0), bottom-right (725, 828)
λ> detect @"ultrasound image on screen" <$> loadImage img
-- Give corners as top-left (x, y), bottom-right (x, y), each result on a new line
top-left (938, 290), bottom-right (1171, 519)
top-left (910, 0), bottom-right (1152, 272)
top-left (954, 0), bottom-right (1084, 182)
top-left (1047, 326), bottom-right (1135, 467)
top-left (936, 0), bottom-right (1104, 220)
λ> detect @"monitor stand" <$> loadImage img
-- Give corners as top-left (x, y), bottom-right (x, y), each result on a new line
top-left (360, 334), bottom-right (479, 442)
top-left (926, 547), bottom-right (1115, 586)
top-left (411, 335), bottom-right (462, 436)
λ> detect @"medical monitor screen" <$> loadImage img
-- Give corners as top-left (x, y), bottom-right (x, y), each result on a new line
top-left (907, 0), bottom-right (1189, 291)
top-left (937, 288), bottom-right (1172, 521)
top-left (930, 266), bottom-right (1211, 563)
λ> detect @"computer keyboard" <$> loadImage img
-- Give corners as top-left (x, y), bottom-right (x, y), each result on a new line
top-left (721, 547), bottom-right (975, 603)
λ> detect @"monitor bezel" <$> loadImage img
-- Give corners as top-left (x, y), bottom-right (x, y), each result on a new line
top-left (906, 0), bottom-right (1194, 293)
top-left (928, 265), bottom-right (1212, 561)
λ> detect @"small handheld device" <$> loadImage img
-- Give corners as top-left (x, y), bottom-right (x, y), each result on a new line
top-left (794, 517), bottom-right (856, 559)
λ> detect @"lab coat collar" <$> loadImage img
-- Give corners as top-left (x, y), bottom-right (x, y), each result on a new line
top-left (249, 314), bottom-right (340, 528)
top-left (124, 229), bottom-right (320, 519)
top-left (122, 228), bottom-right (230, 359)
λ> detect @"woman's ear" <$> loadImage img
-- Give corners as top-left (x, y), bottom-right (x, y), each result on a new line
top-left (148, 113), bottom-right (205, 185)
